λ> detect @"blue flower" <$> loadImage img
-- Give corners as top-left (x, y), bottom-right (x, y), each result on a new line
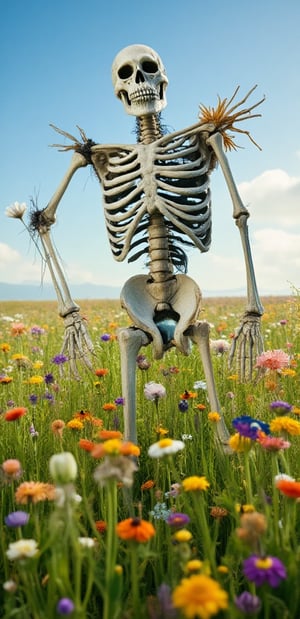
top-left (5, 511), bottom-right (30, 527)
top-left (232, 415), bottom-right (270, 440)
top-left (178, 400), bottom-right (189, 413)
top-left (51, 354), bottom-right (68, 365)
top-left (56, 598), bottom-right (75, 615)
top-left (235, 591), bottom-right (261, 614)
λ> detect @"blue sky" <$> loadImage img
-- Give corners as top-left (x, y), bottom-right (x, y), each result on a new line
top-left (1, 0), bottom-right (300, 299)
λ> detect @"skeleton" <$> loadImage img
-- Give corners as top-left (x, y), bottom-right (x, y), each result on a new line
top-left (28, 44), bottom-right (265, 448)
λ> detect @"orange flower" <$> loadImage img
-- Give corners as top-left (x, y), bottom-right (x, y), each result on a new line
top-left (180, 390), bottom-right (197, 400)
top-left (195, 403), bottom-right (206, 410)
top-left (95, 368), bottom-right (109, 377)
top-left (79, 438), bottom-right (96, 452)
top-left (116, 517), bottom-right (155, 543)
top-left (120, 441), bottom-right (140, 457)
top-left (102, 403), bottom-right (117, 412)
top-left (73, 410), bottom-right (94, 422)
top-left (0, 376), bottom-right (13, 384)
top-left (91, 417), bottom-right (103, 427)
top-left (95, 519), bottom-right (107, 533)
top-left (51, 419), bottom-right (65, 436)
top-left (141, 480), bottom-right (155, 491)
top-left (11, 322), bottom-right (26, 336)
top-left (15, 481), bottom-right (56, 504)
top-left (99, 429), bottom-right (123, 440)
top-left (2, 459), bottom-right (22, 478)
top-left (276, 479), bottom-right (300, 498)
top-left (1, 342), bottom-right (11, 352)
top-left (4, 407), bottom-right (27, 422)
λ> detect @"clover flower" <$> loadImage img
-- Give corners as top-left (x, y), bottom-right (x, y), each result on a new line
top-left (148, 438), bottom-right (185, 458)
top-left (243, 555), bottom-right (287, 587)
top-left (5, 511), bottom-right (30, 528)
top-left (172, 573), bottom-right (228, 618)
top-left (6, 538), bottom-right (39, 561)
top-left (144, 381), bottom-right (166, 401)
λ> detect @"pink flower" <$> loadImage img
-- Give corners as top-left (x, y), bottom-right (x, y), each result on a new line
top-left (144, 382), bottom-right (166, 401)
top-left (256, 350), bottom-right (290, 371)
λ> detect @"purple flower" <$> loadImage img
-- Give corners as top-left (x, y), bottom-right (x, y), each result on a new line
top-left (100, 333), bottom-right (111, 341)
top-left (29, 394), bottom-right (38, 405)
top-left (178, 400), bottom-right (189, 413)
top-left (113, 415), bottom-right (120, 429)
top-left (30, 325), bottom-right (45, 336)
top-left (235, 591), bottom-right (261, 614)
top-left (5, 511), bottom-right (30, 527)
top-left (114, 397), bottom-right (124, 406)
top-left (157, 583), bottom-right (177, 618)
top-left (137, 354), bottom-right (151, 370)
top-left (29, 423), bottom-right (39, 438)
top-left (43, 392), bottom-right (54, 403)
top-left (44, 373), bottom-right (54, 384)
top-left (56, 598), bottom-right (75, 615)
top-left (144, 382), bottom-right (166, 401)
top-left (243, 555), bottom-right (287, 588)
top-left (51, 354), bottom-right (68, 365)
top-left (166, 512), bottom-right (190, 528)
top-left (270, 400), bottom-right (292, 414)
top-left (232, 415), bottom-right (270, 440)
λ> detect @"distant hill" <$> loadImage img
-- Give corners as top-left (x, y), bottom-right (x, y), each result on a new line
top-left (0, 282), bottom-right (121, 301)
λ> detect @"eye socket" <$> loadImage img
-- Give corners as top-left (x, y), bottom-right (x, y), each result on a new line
top-left (142, 60), bottom-right (159, 74)
top-left (118, 64), bottom-right (133, 79)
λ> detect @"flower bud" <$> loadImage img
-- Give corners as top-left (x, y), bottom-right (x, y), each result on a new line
top-left (49, 452), bottom-right (78, 484)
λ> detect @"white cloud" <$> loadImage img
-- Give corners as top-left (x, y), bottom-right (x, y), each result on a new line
top-left (238, 169), bottom-right (300, 227)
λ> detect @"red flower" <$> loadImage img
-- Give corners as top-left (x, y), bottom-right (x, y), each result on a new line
top-left (4, 407), bottom-right (27, 421)
top-left (276, 479), bottom-right (300, 498)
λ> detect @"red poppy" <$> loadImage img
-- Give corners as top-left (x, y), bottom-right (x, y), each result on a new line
top-left (4, 407), bottom-right (27, 421)
top-left (276, 479), bottom-right (300, 498)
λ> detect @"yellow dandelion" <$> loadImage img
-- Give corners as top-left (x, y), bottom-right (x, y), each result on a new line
top-left (186, 559), bottom-right (203, 573)
top-left (228, 433), bottom-right (253, 453)
top-left (182, 476), bottom-right (210, 492)
top-left (172, 573), bottom-right (228, 618)
top-left (270, 416), bottom-right (300, 436)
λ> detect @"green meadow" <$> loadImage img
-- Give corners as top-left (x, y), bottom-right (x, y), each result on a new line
top-left (0, 294), bottom-right (300, 619)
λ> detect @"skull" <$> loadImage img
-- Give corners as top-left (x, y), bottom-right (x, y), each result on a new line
top-left (112, 44), bottom-right (168, 117)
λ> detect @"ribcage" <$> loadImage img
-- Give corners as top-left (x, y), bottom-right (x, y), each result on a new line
top-left (97, 130), bottom-right (212, 268)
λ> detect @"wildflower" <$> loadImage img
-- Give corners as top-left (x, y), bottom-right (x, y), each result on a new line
top-left (150, 502), bottom-right (172, 521)
top-left (56, 598), bottom-right (75, 615)
top-left (94, 455), bottom-right (138, 487)
top-left (44, 372), bottom-right (55, 384)
top-left (6, 201), bottom-right (27, 219)
top-left (182, 476), bottom-right (210, 492)
top-left (5, 511), bottom-right (30, 527)
top-left (182, 433), bottom-right (193, 441)
top-left (236, 512), bottom-right (267, 547)
top-left (148, 438), bottom-right (185, 458)
top-left (1, 342), bottom-right (11, 352)
top-left (178, 399), bottom-right (189, 412)
top-left (27, 375), bottom-right (44, 385)
top-left (66, 419), bottom-right (84, 430)
top-left (144, 381), bottom-right (166, 401)
top-left (172, 573), bottom-right (228, 618)
top-left (29, 394), bottom-right (38, 405)
top-left (30, 325), bottom-right (45, 336)
top-left (173, 529), bottom-right (192, 543)
top-left (136, 354), bottom-right (151, 370)
top-left (186, 559), bottom-right (203, 573)
top-left (51, 419), bottom-right (65, 437)
top-left (236, 504), bottom-right (256, 514)
top-left (228, 433), bottom-right (253, 453)
top-left (52, 353), bottom-right (68, 365)
top-left (193, 380), bottom-right (207, 390)
top-left (275, 479), bottom-right (300, 498)
top-left (208, 412), bottom-right (221, 423)
top-left (98, 429), bottom-right (123, 440)
top-left (270, 400), bottom-right (293, 414)
top-left (217, 565), bottom-right (229, 574)
top-left (95, 368), bottom-right (109, 377)
top-left (270, 416), bottom-right (300, 436)
top-left (6, 539), bottom-right (39, 562)
top-left (165, 482), bottom-right (181, 498)
top-left (232, 415), bottom-right (270, 440)
top-left (195, 403), bottom-right (206, 410)
top-left (235, 591), bottom-right (262, 614)
top-left (78, 537), bottom-right (96, 548)
top-left (210, 507), bottom-right (228, 519)
top-left (210, 339), bottom-right (230, 354)
top-left (243, 555), bottom-right (287, 587)
top-left (78, 438), bottom-right (96, 452)
top-left (2, 459), bottom-right (22, 479)
top-left (156, 583), bottom-right (177, 618)
top-left (15, 481), bottom-right (56, 504)
top-left (256, 349), bottom-right (290, 371)
top-left (11, 322), bottom-right (26, 336)
top-left (257, 433), bottom-right (290, 451)
top-left (12, 353), bottom-right (30, 368)
top-left (4, 407), bottom-right (27, 422)
top-left (3, 580), bottom-right (18, 593)
top-left (0, 375), bottom-right (13, 384)
top-left (100, 333), bottom-right (111, 341)
top-left (49, 452), bottom-right (78, 484)
top-left (116, 517), bottom-right (155, 543)
top-left (281, 368), bottom-right (296, 377)
top-left (102, 402), bottom-right (117, 411)
top-left (274, 473), bottom-right (295, 483)
top-left (166, 512), bottom-right (191, 528)
top-left (155, 425), bottom-right (169, 435)
top-left (141, 480), bottom-right (155, 491)
top-left (114, 397), bottom-right (125, 406)
top-left (95, 520), bottom-right (107, 533)
top-left (180, 390), bottom-right (197, 400)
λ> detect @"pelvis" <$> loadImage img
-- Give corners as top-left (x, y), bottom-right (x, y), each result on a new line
top-left (120, 274), bottom-right (202, 359)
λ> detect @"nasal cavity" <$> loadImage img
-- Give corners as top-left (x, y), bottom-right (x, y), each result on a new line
top-left (135, 69), bottom-right (145, 84)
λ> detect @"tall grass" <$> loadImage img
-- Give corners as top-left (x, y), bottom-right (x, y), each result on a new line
top-left (0, 294), bottom-right (299, 618)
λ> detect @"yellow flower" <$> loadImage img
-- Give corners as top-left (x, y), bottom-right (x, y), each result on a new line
top-left (270, 416), bottom-right (300, 436)
top-left (235, 503), bottom-right (255, 513)
top-left (32, 361), bottom-right (44, 370)
top-left (26, 375), bottom-right (44, 385)
top-left (217, 565), bottom-right (229, 574)
top-left (186, 560), bottom-right (203, 573)
top-left (281, 368), bottom-right (296, 377)
top-left (66, 419), bottom-right (84, 430)
top-left (208, 412), bottom-right (221, 423)
top-left (173, 529), bottom-right (192, 543)
top-left (292, 406), bottom-right (300, 416)
top-left (228, 433), bottom-right (253, 453)
top-left (182, 476), bottom-right (210, 492)
top-left (227, 374), bottom-right (238, 381)
top-left (1, 342), bottom-right (11, 353)
top-left (155, 425), bottom-right (169, 435)
top-left (172, 573), bottom-right (228, 618)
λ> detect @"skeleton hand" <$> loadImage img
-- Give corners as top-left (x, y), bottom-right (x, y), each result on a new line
top-left (59, 310), bottom-right (95, 379)
top-left (229, 313), bottom-right (263, 381)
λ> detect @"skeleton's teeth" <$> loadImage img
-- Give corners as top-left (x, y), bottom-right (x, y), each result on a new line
top-left (130, 88), bottom-right (159, 103)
